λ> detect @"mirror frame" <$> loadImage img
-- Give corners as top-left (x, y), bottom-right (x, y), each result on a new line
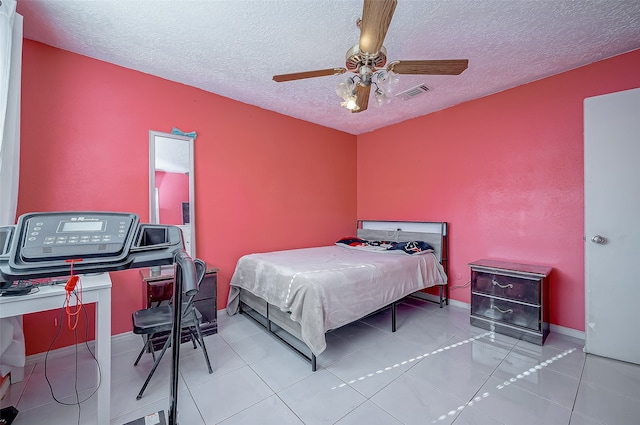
top-left (148, 130), bottom-right (195, 257)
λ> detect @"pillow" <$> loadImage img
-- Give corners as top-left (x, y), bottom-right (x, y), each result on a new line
top-left (336, 237), bottom-right (434, 255)
top-left (387, 240), bottom-right (434, 255)
top-left (335, 237), bottom-right (368, 247)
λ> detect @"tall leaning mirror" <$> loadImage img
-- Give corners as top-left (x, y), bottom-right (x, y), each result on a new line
top-left (149, 130), bottom-right (195, 258)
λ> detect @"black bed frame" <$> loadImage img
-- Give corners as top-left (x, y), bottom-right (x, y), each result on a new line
top-left (238, 220), bottom-right (449, 371)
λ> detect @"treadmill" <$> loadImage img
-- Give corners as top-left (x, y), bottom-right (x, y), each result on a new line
top-left (0, 211), bottom-right (195, 425)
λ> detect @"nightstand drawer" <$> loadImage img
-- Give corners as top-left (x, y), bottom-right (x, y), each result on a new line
top-left (472, 271), bottom-right (539, 304)
top-left (471, 294), bottom-right (540, 330)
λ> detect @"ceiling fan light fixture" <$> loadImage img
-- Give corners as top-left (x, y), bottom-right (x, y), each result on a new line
top-left (376, 69), bottom-right (399, 96)
top-left (273, 0), bottom-right (467, 114)
top-left (373, 87), bottom-right (389, 106)
top-left (336, 76), bottom-right (356, 99)
top-left (336, 76), bottom-right (360, 110)
top-left (341, 97), bottom-right (360, 111)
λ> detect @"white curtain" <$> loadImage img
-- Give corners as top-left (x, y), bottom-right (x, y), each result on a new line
top-left (0, 0), bottom-right (21, 225)
top-left (0, 0), bottom-right (24, 382)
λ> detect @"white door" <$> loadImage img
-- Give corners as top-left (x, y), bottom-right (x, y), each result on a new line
top-left (584, 87), bottom-right (640, 365)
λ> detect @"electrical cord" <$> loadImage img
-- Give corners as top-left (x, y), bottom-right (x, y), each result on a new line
top-left (43, 291), bottom-right (102, 425)
top-left (0, 280), bottom-right (39, 296)
top-left (450, 279), bottom-right (471, 289)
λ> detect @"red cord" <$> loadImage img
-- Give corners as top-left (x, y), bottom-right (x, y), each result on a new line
top-left (64, 259), bottom-right (83, 331)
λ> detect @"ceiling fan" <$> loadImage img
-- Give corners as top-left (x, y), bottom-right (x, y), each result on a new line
top-left (272, 0), bottom-right (468, 113)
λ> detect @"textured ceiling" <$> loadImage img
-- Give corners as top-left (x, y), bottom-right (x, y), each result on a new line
top-left (17, 0), bottom-right (640, 135)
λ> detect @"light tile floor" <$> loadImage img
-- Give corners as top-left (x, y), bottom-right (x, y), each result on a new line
top-left (2, 300), bottom-right (640, 424)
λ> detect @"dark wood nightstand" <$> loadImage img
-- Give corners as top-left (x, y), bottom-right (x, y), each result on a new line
top-left (469, 259), bottom-right (551, 345)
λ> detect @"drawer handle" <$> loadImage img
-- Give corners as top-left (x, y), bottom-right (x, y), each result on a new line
top-left (492, 305), bottom-right (513, 314)
top-left (491, 278), bottom-right (513, 289)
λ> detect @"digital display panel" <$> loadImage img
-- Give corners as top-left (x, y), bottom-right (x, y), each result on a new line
top-left (60, 221), bottom-right (105, 232)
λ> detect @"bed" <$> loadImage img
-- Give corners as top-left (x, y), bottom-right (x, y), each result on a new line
top-left (226, 220), bottom-right (448, 370)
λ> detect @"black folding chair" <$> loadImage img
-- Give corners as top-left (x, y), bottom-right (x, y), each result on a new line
top-left (132, 258), bottom-right (212, 399)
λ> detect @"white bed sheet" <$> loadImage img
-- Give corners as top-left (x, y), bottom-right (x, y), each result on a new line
top-left (226, 245), bottom-right (447, 355)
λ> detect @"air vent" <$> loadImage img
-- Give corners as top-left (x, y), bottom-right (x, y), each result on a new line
top-left (396, 84), bottom-right (431, 100)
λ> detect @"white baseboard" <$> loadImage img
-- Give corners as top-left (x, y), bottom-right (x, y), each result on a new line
top-left (550, 324), bottom-right (585, 341)
top-left (412, 291), bottom-right (469, 310)
top-left (444, 298), bottom-right (470, 310)
top-left (26, 342), bottom-right (91, 363)
top-left (413, 292), bottom-right (584, 341)
top-left (25, 331), bottom-right (137, 364)
top-left (27, 304), bottom-right (585, 363)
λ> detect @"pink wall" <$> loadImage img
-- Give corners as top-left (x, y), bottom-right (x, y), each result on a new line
top-left (155, 171), bottom-right (189, 225)
top-left (19, 40), bottom-right (357, 355)
top-left (358, 49), bottom-right (640, 332)
top-left (17, 37), bottom-right (640, 354)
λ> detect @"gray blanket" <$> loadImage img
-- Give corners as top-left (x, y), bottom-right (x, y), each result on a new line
top-left (227, 245), bottom-right (447, 355)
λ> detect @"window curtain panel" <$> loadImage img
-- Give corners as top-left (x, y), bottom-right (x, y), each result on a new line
top-left (0, 0), bottom-right (21, 226)
top-left (0, 0), bottom-right (25, 383)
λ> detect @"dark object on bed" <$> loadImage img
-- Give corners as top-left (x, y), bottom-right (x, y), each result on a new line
top-left (228, 220), bottom-right (449, 371)
top-left (336, 237), bottom-right (435, 254)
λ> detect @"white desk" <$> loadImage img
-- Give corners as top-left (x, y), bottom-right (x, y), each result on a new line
top-left (0, 273), bottom-right (111, 425)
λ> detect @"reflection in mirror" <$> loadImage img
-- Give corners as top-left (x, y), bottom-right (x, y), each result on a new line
top-left (149, 131), bottom-right (195, 258)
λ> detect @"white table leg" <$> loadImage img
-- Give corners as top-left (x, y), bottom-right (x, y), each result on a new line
top-left (95, 288), bottom-right (111, 425)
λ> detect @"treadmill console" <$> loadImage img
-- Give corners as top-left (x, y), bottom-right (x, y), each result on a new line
top-left (19, 212), bottom-right (137, 262)
top-left (1, 211), bottom-right (185, 285)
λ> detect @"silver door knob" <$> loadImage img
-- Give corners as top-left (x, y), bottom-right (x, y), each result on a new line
top-left (591, 235), bottom-right (606, 244)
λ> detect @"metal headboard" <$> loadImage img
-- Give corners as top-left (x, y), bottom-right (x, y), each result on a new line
top-left (356, 220), bottom-right (449, 276)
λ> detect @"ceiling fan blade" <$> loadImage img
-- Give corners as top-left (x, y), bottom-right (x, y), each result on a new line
top-left (387, 59), bottom-right (469, 75)
top-left (359, 0), bottom-right (397, 55)
top-left (273, 68), bottom-right (346, 82)
top-left (352, 83), bottom-right (371, 113)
